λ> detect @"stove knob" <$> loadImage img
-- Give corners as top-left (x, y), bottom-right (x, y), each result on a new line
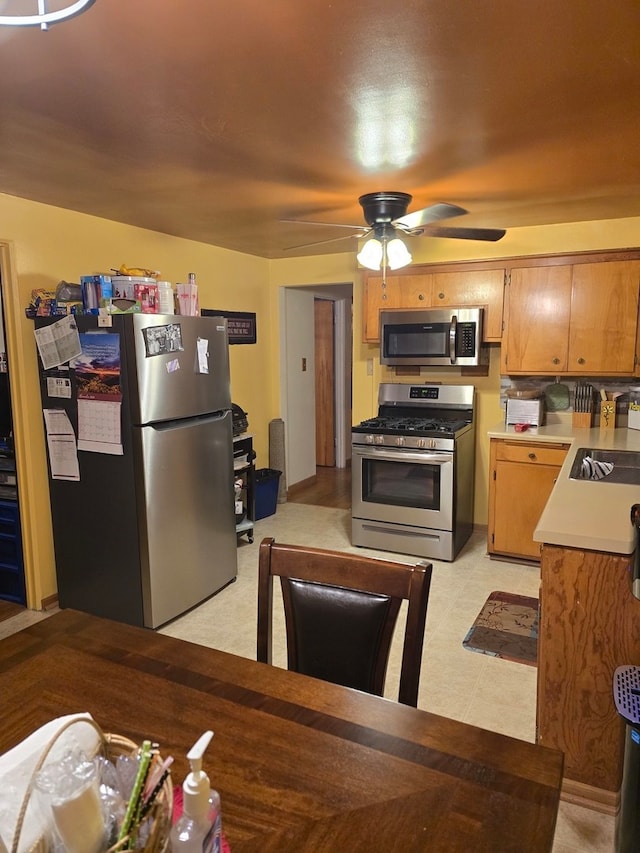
top-left (395, 436), bottom-right (405, 447)
top-left (429, 439), bottom-right (437, 449)
top-left (365, 435), bottom-right (375, 444)
top-left (375, 435), bottom-right (385, 445)
top-left (416, 438), bottom-right (426, 449)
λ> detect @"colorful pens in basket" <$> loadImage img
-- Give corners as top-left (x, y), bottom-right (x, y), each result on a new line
top-left (117, 740), bottom-right (154, 847)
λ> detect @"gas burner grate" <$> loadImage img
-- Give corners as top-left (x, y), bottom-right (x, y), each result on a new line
top-left (614, 665), bottom-right (640, 726)
top-left (356, 416), bottom-right (468, 435)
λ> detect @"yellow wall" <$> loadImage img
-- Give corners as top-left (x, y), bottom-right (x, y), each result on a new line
top-left (2, 187), bottom-right (640, 608)
top-left (0, 193), bottom-right (272, 607)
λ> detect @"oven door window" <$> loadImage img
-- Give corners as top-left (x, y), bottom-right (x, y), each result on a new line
top-left (362, 456), bottom-right (441, 510)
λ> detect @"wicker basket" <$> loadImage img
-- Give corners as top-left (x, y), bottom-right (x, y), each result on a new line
top-left (11, 717), bottom-right (173, 853)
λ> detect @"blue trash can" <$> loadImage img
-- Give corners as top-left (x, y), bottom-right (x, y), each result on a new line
top-left (255, 469), bottom-right (282, 520)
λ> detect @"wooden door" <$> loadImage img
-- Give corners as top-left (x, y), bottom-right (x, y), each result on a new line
top-left (569, 260), bottom-right (640, 375)
top-left (501, 266), bottom-right (572, 374)
top-left (315, 298), bottom-right (335, 467)
top-left (488, 440), bottom-right (568, 561)
top-left (432, 268), bottom-right (505, 341)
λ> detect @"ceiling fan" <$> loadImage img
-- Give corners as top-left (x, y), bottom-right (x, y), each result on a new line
top-left (282, 191), bottom-right (506, 271)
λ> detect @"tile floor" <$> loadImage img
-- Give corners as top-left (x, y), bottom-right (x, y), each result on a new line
top-left (1, 502), bottom-right (616, 850)
top-left (159, 502), bottom-right (615, 853)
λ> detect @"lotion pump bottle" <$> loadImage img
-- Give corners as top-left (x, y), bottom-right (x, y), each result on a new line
top-left (170, 730), bottom-right (222, 853)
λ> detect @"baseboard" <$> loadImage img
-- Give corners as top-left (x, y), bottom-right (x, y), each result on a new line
top-left (40, 594), bottom-right (59, 611)
top-left (560, 777), bottom-right (619, 816)
top-left (287, 474), bottom-right (317, 498)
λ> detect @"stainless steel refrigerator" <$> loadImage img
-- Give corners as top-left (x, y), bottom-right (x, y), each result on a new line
top-left (36, 313), bottom-right (237, 628)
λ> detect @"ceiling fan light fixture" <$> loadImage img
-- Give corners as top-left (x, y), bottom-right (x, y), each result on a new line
top-left (386, 237), bottom-right (412, 270)
top-left (357, 238), bottom-right (383, 271)
top-left (0, 0), bottom-right (95, 30)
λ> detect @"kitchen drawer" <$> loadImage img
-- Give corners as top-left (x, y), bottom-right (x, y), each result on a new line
top-left (494, 441), bottom-right (569, 466)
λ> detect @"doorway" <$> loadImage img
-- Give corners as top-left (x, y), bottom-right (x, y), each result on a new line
top-left (280, 283), bottom-right (352, 490)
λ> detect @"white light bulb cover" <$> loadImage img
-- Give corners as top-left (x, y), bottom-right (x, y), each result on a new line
top-left (386, 237), bottom-right (412, 270)
top-left (357, 238), bottom-right (383, 271)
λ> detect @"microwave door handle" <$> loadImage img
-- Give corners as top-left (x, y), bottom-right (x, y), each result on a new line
top-left (449, 315), bottom-right (457, 364)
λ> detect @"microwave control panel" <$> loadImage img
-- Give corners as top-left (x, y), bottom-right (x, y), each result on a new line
top-left (456, 322), bottom-right (477, 356)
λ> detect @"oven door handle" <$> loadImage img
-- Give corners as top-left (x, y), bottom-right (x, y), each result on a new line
top-left (449, 315), bottom-right (457, 364)
top-left (354, 448), bottom-right (453, 465)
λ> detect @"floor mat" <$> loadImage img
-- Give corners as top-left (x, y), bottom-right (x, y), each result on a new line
top-left (462, 590), bottom-right (538, 666)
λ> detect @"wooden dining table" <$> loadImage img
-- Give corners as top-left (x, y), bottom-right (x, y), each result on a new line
top-left (0, 610), bottom-right (563, 851)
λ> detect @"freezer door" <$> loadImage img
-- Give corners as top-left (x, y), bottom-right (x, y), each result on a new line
top-left (126, 314), bottom-right (231, 424)
top-left (135, 409), bottom-right (237, 627)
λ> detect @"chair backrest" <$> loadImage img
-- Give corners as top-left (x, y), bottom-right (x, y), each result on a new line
top-left (257, 537), bottom-right (432, 706)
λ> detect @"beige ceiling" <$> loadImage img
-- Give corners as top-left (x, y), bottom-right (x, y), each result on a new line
top-left (0, 1), bottom-right (639, 259)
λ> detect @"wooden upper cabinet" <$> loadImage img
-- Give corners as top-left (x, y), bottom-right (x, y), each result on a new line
top-left (432, 269), bottom-right (505, 341)
top-left (569, 260), bottom-right (640, 375)
top-left (501, 265), bottom-right (572, 373)
top-left (362, 266), bottom-right (505, 344)
top-left (502, 259), bottom-right (640, 375)
top-left (398, 273), bottom-right (431, 306)
top-left (363, 274), bottom-right (403, 343)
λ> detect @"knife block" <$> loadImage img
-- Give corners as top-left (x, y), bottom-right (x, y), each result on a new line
top-left (572, 412), bottom-right (593, 428)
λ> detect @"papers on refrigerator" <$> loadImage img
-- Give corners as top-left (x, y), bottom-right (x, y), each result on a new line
top-left (76, 399), bottom-right (123, 455)
top-left (43, 409), bottom-right (80, 481)
top-left (34, 316), bottom-right (82, 369)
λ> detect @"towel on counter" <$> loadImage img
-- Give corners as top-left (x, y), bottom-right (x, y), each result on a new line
top-left (582, 456), bottom-right (614, 480)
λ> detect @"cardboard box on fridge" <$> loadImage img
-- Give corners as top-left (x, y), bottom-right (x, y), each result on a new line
top-left (103, 297), bottom-right (142, 314)
top-left (134, 282), bottom-right (158, 313)
top-left (80, 275), bottom-right (112, 315)
top-left (628, 402), bottom-right (640, 431)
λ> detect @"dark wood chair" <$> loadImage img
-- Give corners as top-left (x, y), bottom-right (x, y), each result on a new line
top-left (257, 537), bottom-right (433, 706)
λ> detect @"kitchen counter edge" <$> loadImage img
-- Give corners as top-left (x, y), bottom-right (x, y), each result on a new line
top-left (488, 423), bottom-right (640, 555)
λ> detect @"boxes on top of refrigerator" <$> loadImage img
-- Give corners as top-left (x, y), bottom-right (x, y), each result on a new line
top-left (81, 275), bottom-right (112, 315)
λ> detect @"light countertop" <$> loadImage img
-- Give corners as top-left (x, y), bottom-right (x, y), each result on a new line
top-left (488, 421), bottom-right (640, 555)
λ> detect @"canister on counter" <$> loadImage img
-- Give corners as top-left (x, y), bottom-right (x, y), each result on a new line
top-left (629, 387), bottom-right (640, 431)
top-left (505, 388), bottom-right (545, 426)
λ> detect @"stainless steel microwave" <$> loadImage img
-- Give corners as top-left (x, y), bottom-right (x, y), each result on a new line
top-left (379, 307), bottom-right (486, 367)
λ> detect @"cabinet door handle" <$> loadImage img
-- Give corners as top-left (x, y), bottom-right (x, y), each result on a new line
top-left (438, 292), bottom-right (445, 299)
top-left (577, 357), bottom-right (585, 364)
top-left (552, 357), bottom-right (560, 365)
top-left (528, 452), bottom-right (537, 460)
top-left (418, 293), bottom-right (425, 300)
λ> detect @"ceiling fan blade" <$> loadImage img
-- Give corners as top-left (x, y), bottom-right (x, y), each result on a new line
top-left (280, 218), bottom-right (366, 231)
top-left (393, 202), bottom-right (468, 230)
top-left (422, 225), bottom-right (506, 242)
top-left (283, 231), bottom-right (368, 251)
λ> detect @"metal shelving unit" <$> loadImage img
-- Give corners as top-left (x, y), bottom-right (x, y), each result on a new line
top-left (234, 434), bottom-right (255, 544)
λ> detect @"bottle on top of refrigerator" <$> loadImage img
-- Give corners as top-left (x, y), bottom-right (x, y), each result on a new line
top-left (170, 730), bottom-right (222, 853)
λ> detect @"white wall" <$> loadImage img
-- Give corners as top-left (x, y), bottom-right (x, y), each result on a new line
top-left (281, 288), bottom-right (316, 486)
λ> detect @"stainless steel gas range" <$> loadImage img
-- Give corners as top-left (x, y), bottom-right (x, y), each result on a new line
top-left (351, 383), bottom-right (476, 561)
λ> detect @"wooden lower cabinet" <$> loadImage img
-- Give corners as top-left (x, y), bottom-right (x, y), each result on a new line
top-left (488, 439), bottom-right (569, 561)
top-left (537, 544), bottom-right (640, 812)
